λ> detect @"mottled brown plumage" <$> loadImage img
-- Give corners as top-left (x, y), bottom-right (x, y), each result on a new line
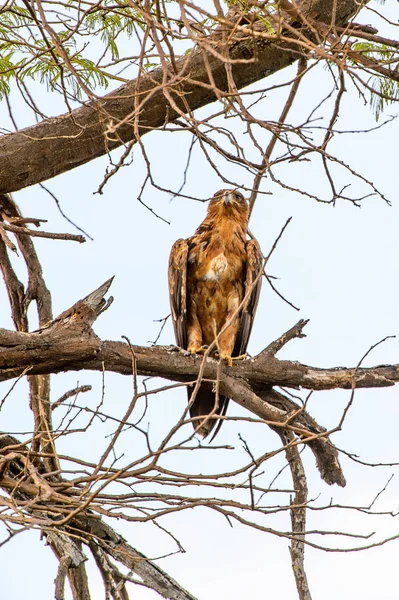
top-left (168, 189), bottom-right (263, 437)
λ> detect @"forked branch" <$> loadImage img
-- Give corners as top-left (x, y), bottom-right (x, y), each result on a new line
top-left (1, 277), bottom-right (397, 488)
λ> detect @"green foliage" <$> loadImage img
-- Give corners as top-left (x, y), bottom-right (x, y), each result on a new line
top-left (225, 0), bottom-right (251, 9)
top-left (352, 41), bottom-right (399, 121)
top-left (369, 76), bottom-right (399, 122)
top-left (0, 54), bottom-right (14, 97)
top-left (0, 1), bottom-right (140, 100)
top-left (83, 3), bottom-right (139, 61)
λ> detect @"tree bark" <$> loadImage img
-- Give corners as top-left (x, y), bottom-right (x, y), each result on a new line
top-left (0, 0), bottom-right (366, 194)
top-left (1, 327), bottom-right (396, 390)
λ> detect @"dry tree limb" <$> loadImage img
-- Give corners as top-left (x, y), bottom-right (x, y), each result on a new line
top-left (1, 303), bottom-right (397, 390)
top-left (2, 223), bottom-right (85, 244)
top-left (0, 194), bottom-right (87, 593)
top-left (267, 392), bottom-right (312, 597)
top-left (0, 222), bottom-right (18, 253)
top-left (261, 319), bottom-right (309, 356)
top-left (47, 533), bottom-right (90, 600)
top-left (0, 233), bottom-right (27, 331)
top-left (52, 385), bottom-right (92, 411)
top-left (283, 431), bottom-right (311, 600)
top-left (257, 388), bottom-right (345, 487)
top-left (3, 276), bottom-right (398, 488)
top-left (0, 434), bottom-right (199, 600)
top-left (267, 415), bottom-right (312, 597)
top-left (4, 216), bottom-right (48, 226)
top-left (0, 194), bottom-right (56, 473)
top-left (81, 517), bottom-right (198, 600)
top-left (90, 543), bottom-right (129, 600)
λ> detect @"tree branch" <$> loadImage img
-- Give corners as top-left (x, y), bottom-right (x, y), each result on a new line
top-left (0, 0), bottom-right (367, 194)
top-left (2, 276), bottom-right (397, 490)
top-left (0, 434), bottom-right (198, 600)
top-left (0, 319), bottom-right (397, 390)
top-left (47, 533), bottom-right (91, 600)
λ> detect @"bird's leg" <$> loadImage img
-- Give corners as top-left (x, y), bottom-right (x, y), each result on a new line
top-left (218, 316), bottom-right (241, 367)
top-left (187, 314), bottom-right (205, 355)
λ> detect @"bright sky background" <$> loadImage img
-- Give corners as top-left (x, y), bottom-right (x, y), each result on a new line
top-left (1, 2), bottom-right (399, 599)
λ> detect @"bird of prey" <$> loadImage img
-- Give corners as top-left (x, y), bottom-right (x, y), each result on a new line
top-left (168, 189), bottom-right (263, 438)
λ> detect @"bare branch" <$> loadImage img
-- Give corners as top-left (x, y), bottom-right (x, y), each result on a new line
top-left (2, 223), bottom-right (86, 244)
top-left (0, 0), bottom-right (367, 194)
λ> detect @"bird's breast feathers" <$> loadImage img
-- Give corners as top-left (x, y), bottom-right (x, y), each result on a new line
top-left (202, 253), bottom-right (228, 281)
top-left (189, 248), bottom-right (244, 284)
top-left (188, 229), bottom-right (246, 284)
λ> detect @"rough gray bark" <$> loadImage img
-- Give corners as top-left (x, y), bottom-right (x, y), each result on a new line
top-left (271, 426), bottom-right (311, 600)
top-left (0, 0), bottom-right (366, 194)
top-left (285, 432), bottom-right (311, 600)
top-left (1, 323), bottom-right (397, 390)
top-left (47, 534), bottom-right (91, 600)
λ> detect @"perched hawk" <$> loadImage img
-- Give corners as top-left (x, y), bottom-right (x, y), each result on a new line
top-left (168, 189), bottom-right (263, 438)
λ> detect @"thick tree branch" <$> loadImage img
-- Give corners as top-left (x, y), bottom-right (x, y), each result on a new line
top-left (47, 533), bottom-right (91, 600)
top-left (78, 516), bottom-right (197, 600)
top-left (2, 276), bottom-right (397, 490)
top-left (0, 193), bottom-right (57, 473)
top-left (258, 388), bottom-right (345, 487)
top-left (0, 0), bottom-right (366, 194)
top-left (0, 324), bottom-right (397, 390)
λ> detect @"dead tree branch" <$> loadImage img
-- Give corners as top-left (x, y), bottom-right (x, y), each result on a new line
top-left (0, 298), bottom-right (396, 391)
top-left (1, 277), bottom-right (396, 488)
top-left (0, 434), bottom-right (199, 600)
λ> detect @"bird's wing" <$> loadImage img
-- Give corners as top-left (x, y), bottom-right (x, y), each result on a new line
top-left (233, 237), bottom-right (263, 357)
top-left (168, 238), bottom-right (189, 349)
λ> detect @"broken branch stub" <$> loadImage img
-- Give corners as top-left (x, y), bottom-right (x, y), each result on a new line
top-left (43, 277), bottom-right (115, 332)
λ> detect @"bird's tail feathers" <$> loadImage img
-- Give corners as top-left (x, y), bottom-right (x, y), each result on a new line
top-left (187, 383), bottom-right (229, 439)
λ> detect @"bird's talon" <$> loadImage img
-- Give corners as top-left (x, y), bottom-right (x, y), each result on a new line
top-left (170, 345), bottom-right (192, 356)
top-left (219, 353), bottom-right (247, 367)
top-left (189, 345), bottom-right (208, 355)
top-left (231, 353), bottom-right (247, 361)
top-left (219, 354), bottom-right (233, 367)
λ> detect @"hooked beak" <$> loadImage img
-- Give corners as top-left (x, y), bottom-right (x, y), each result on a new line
top-left (223, 192), bottom-right (232, 205)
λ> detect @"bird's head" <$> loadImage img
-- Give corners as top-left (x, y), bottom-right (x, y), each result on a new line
top-left (207, 189), bottom-right (249, 220)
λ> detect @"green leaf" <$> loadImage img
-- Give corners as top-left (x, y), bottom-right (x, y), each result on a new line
top-left (351, 42), bottom-right (399, 121)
